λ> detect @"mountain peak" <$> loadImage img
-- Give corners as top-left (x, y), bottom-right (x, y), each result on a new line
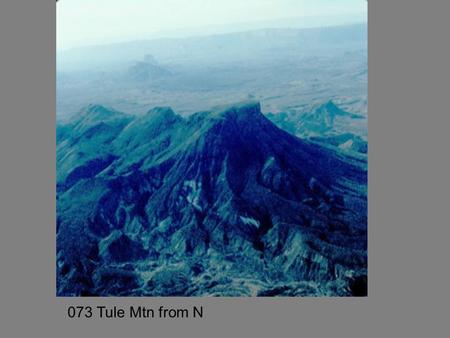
top-left (144, 106), bottom-right (176, 119)
top-left (313, 100), bottom-right (349, 118)
top-left (84, 104), bottom-right (119, 115)
top-left (318, 100), bottom-right (362, 119)
top-left (324, 99), bottom-right (338, 109)
top-left (68, 104), bottom-right (128, 129)
top-left (211, 101), bottom-right (263, 121)
top-left (316, 100), bottom-right (340, 113)
top-left (76, 104), bottom-right (126, 121)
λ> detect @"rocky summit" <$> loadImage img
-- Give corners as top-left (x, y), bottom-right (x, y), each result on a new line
top-left (56, 101), bottom-right (367, 297)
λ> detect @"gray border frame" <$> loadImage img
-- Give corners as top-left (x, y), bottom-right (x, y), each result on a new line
top-left (1, 0), bottom-right (449, 337)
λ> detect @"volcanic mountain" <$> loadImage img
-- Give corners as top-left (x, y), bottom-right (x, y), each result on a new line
top-left (56, 101), bottom-right (367, 296)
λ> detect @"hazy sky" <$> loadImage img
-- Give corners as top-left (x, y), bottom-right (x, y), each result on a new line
top-left (57, 0), bottom-right (367, 50)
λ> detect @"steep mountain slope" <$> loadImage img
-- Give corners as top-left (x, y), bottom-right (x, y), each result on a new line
top-left (57, 102), bottom-right (367, 296)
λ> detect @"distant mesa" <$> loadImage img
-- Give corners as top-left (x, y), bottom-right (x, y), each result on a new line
top-left (143, 54), bottom-right (158, 65)
top-left (126, 56), bottom-right (172, 82)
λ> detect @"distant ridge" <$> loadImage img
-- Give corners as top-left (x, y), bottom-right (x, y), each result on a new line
top-left (58, 24), bottom-right (367, 71)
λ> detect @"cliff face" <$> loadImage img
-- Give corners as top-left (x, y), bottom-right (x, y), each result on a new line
top-left (56, 102), bottom-right (367, 296)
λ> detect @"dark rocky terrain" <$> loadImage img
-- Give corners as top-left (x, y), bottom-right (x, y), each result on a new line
top-left (56, 101), bottom-right (367, 296)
